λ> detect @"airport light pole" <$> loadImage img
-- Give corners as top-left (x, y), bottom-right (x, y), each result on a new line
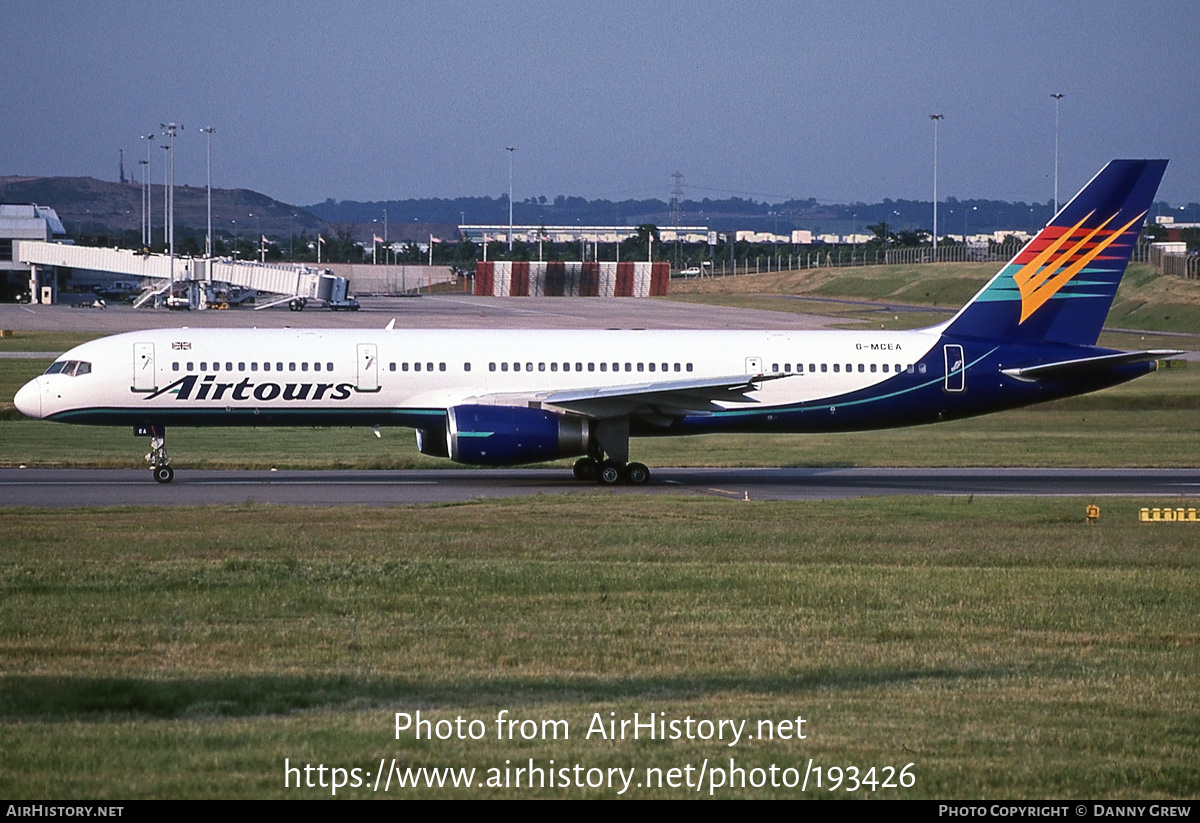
top-left (200, 127), bottom-right (215, 257)
top-left (160, 123), bottom-right (181, 292)
top-left (930, 114), bottom-right (944, 257)
top-left (1051, 93), bottom-right (1064, 215)
top-left (138, 159), bottom-right (148, 246)
top-left (141, 134), bottom-right (155, 247)
top-left (505, 146), bottom-right (515, 252)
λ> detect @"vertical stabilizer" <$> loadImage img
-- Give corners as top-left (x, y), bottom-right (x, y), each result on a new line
top-left (942, 159), bottom-right (1167, 345)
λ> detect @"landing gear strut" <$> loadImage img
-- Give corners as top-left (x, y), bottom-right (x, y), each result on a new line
top-left (145, 425), bottom-right (174, 484)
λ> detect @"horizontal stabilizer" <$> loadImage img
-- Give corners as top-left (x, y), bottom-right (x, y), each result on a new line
top-left (1001, 350), bottom-right (1183, 381)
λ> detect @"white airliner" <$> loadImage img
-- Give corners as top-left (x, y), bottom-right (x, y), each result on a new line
top-left (13, 160), bottom-right (1180, 484)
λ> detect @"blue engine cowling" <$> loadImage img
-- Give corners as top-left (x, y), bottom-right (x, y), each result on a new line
top-left (443, 405), bottom-right (590, 466)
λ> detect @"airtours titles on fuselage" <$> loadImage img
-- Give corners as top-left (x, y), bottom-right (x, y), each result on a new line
top-left (145, 374), bottom-right (357, 403)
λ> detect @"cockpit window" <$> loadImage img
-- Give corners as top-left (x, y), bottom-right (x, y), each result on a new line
top-left (43, 360), bottom-right (91, 377)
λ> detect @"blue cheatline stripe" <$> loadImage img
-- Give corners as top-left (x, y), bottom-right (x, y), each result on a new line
top-left (48, 406), bottom-right (448, 423)
top-left (710, 347), bottom-right (998, 419)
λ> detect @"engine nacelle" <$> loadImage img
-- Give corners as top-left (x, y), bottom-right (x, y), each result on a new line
top-left (445, 404), bottom-right (590, 466)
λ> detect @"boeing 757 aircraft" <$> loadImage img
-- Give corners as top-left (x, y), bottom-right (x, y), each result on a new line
top-left (14, 159), bottom-right (1179, 485)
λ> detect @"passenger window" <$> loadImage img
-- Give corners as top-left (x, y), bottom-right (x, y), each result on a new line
top-left (513, 363), bottom-right (520, 372)
top-left (501, 363), bottom-right (508, 372)
top-left (674, 363), bottom-right (681, 372)
top-left (226, 362), bottom-right (233, 371)
top-left (625, 363), bottom-right (632, 372)
top-left (551, 363), bottom-right (558, 372)
top-left (439, 363), bottom-right (446, 372)
top-left (464, 363), bottom-right (471, 372)
top-left (313, 362), bottom-right (321, 371)
top-left (289, 363), bottom-right (296, 372)
top-left (820, 364), bottom-right (827, 373)
top-left (870, 364), bottom-right (877, 373)
top-left (389, 363), bottom-right (396, 372)
top-left (575, 363), bottom-right (582, 371)
top-left (326, 363), bottom-right (333, 372)
top-left (648, 363), bottom-right (655, 372)
top-left (833, 364), bottom-right (840, 373)
top-left (686, 363), bottom-right (693, 372)
top-left (539, 363), bottom-right (546, 372)
top-left (858, 364), bottom-right (864, 373)
top-left (772, 363), bottom-right (779, 372)
top-left (302, 362), bottom-right (309, 372)
top-left (600, 363), bottom-right (607, 372)
top-left (637, 363), bottom-right (644, 372)
top-left (402, 363), bottom-right (409, 372)
top-left (662, 363), bottom-right (668, 372)
top-left (918, 364), bottom-right (927, 374)
top-left (526, 363), bottom-right (533, 372)
top-left (588, 363), bottom-right (595, 372)
top-left (489, 363), bottom-right (496, 372)
top-left (173, 362), bottom-right (180, 371)
top-left (251, 362), bottom-right (258, 372)
top-left (276, 363), bottom-right (283, 372)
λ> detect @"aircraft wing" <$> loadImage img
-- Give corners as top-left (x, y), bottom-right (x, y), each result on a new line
top-left (1001, 350), bottom-right (1184, 381)
top-left (469, 373), bottom-right (795, 422)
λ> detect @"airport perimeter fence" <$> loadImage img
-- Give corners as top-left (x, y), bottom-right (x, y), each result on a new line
top-left (1148, 243), bottom-right (1200, 279)
top-left (686, 241), bottom-right (1158, 279)
top-left (690, 241), bottom-right (1027, 278)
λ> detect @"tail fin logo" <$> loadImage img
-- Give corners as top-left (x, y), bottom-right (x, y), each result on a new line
top-left (1015, 209), bottom-right (1146, 323)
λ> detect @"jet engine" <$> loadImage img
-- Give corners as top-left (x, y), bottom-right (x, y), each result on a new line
top-left (431, 404), bottom-right (590, 466)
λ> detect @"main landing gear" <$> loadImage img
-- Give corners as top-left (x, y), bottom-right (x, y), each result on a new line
top-left (145, 425), bottom-right (174, 484)
top-left (572, 418), bottom-right (650, 485)
top-left (572, 457), bottom-right (650, 485)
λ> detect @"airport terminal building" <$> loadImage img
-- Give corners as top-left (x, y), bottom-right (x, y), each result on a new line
top-left (0, 204), bottom-right (67, 301)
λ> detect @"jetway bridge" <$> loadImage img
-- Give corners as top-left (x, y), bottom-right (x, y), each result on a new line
top-left (13, 240), bottom-right (354, 310)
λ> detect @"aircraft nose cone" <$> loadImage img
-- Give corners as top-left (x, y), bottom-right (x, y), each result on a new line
top-left (14, 377), bottom-right (42, 419)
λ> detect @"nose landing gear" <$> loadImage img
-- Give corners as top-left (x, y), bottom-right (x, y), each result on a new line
top-left (143, 425), bottom-right (174, 483)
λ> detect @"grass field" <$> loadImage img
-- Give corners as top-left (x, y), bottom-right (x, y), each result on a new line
top-left (0, 497), bottom-right (1196, 799)
top-left (670, 262), bottom-right (1200, 335)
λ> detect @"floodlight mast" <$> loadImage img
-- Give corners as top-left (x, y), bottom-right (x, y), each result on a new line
top-left (930, 114), bottom-right (944, 255)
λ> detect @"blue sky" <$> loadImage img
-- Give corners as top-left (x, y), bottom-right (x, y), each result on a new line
top-left (2, 0), bottom-right (1197, 208)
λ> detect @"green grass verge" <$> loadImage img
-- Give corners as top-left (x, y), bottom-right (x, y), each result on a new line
top-left (669, 262), bottom-right (1200, 337)
top-left (0, 497), bottom-right (1195, 798)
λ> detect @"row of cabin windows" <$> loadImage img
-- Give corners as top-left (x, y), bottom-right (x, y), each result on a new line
top-left (390, 362), bottom-right (448, 372)
top-left (772, 362), bottom-right (927, 375)
top-left (489, 361), bottom-right (694, 374)
top-left (172, 361), bottom-right (335, 373)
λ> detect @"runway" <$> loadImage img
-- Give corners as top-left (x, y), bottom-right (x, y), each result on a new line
top-left (2, 467), bottom-right (1198, 507)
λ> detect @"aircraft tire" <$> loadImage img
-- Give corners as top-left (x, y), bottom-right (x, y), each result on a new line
top-left (153, 466), bottom-right (175, 484)
top-left (598, 462), bottom-right (622, 486)
top-left (573, 457), bottom-right (598, 481)
top-left (624, 462), bottom-right (650, 485)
